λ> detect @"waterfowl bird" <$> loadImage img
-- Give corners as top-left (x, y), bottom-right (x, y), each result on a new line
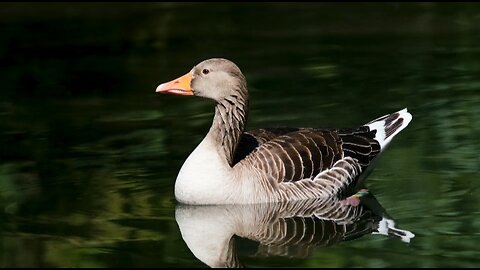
top-left (156, 58), bottom-right (412, 205)
top-left (176, 195), bottom-right (415, 267)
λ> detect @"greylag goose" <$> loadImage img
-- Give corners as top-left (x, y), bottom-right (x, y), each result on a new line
top-left (156, 58), bottom-right (412, 205)
top-left (176, 195), bottom-right (415, 267)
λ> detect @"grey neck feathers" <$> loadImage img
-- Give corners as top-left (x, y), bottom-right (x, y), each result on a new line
top-left (210, 91), bottom-right (248, 167)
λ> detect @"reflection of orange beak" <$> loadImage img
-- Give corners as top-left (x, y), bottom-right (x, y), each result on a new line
top-left (156, 72), bottom-right (194, 96)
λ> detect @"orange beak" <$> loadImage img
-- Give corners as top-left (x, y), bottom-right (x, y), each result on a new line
top-left (156, 72), bottom-right (194, 96)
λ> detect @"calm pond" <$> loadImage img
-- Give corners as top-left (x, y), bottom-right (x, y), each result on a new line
top-left (0, 3), bottom-right (479, 267)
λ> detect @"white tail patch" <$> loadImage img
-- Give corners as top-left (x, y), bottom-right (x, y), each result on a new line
top-left (365, 108), bottom-right (412, 150)
top-left (372, 216), bottom-right (415, 243)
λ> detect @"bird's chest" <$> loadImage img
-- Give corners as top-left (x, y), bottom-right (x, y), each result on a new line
top-left (174, 139), bottom-right (234, 204)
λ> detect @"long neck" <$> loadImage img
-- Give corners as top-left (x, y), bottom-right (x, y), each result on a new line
top-left (208, 92), bottom-right (248, 167)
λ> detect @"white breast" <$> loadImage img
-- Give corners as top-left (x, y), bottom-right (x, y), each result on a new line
top-left (175, 136), bottom-right (236, 204)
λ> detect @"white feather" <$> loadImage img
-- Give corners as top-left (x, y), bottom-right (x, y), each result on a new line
top-left (372, 216), bottom-right (415, 243)
top-left (365, 108), bottom-right (412, 150)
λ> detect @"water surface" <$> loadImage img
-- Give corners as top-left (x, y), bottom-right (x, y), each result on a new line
top-left (1, 3), bottom-right (479, 267)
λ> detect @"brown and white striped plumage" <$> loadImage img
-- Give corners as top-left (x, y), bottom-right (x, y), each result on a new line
top-left (176, 195), bottom-right (415, 267)
top-left (157, 58), bottom-right (412, 205)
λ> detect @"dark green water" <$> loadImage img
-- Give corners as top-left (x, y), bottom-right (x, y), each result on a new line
top-left (1, 3), bottom-right (479, 267)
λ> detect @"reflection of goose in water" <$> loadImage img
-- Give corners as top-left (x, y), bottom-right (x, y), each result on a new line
top-left (175, 193), bottom-right (414, 268)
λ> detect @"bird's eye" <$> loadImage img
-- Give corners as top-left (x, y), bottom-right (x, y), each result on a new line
top-left (202, 69), bottom-right (210, 75)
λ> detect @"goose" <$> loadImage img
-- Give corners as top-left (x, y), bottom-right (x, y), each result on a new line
top-left (176, 195), bottom-right (415, 267)
top-left (156, 58), bottom-right (412, 205)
